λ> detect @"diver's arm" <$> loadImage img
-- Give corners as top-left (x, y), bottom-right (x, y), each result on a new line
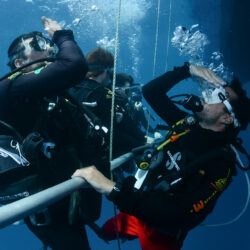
top-left (42, 16), bottom-right (62, 37)
top-left (72, 166), bottom-right (187, 232)
top-left (9, 30), bottom-right (87, 99)
top-left (189, 64), bottom-right (226, 87)
top-left (142, 63), bottom-right (190, 125)
top-left (73, 166), bottom-right (115, 195)
top-left (72, 164), bottom-right (230, 232)
top-left (107, 170), bottom-right (233, 232)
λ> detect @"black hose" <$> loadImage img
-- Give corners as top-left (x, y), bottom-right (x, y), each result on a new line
top-left (170, 94), bottom-right (190, 99)
top-left (0, 57), bottom-right (55, 81)
top-left (131, 144), bottom-right (154, 154)
top-left (64, 90), bottom-right (105, 130)
top-left (0, 120), bottom-right (23, 142)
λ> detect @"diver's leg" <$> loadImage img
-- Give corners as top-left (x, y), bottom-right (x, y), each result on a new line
top-left (101, 212), bottom-right (184, 250)
top-left (135, 225), bottom-right (184, 250)
top-left (24, 198), bottom-right (91, 250)
top-left (25, 218), bottom-right (91, 250)
top-left (100, 212), bottom-right (139, 241)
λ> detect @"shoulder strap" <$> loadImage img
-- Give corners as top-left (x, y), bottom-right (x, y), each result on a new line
top-left (72, 81), bottom-right (104, 102)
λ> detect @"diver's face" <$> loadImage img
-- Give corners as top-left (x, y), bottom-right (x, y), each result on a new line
top-left (118, 82), bottom-right (131, 95)
top-left (196, 90), bottom-right (236, 130)
top-left (196, 101), bottom-right (228, 124)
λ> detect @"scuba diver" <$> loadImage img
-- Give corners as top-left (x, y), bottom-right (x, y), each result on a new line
top-left (0, 17), bottom-right (90, 249)
top-left (69, 47), bottom-right (146, 164)
top-left (115, 73), bottom-right (156, 136)
top-left (68, 47), bottom-right (115, 170)
top-left (72, 63), bottom-right (250, 250)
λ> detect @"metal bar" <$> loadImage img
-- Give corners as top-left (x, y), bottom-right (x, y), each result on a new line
top-left (0, 177), bottom-right (85, 229)
top-left (0, 144), bottom-right (150, 229)
top-left (110, 144), bottom-right (154, 171)
top-left (110, 152), bottom-right (134, 171)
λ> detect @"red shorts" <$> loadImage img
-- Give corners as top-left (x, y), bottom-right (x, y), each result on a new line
top-left (103, 212), bottom-right (184, 250)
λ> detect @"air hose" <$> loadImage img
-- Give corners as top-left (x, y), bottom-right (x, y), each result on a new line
top-left (0, 57), bottom-right (55, 81)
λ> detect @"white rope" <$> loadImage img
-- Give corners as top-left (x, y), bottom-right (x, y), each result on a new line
top-left (146, 0), bottom-right (161, 138)
top-left (109, 0), bottom-right (122, 167)
top-left (109, 1), bottom-right (122, 249)
top-left (165, 0), bottom-right (173, 71)
top-left (145, 109), bottom-right (151, 138)
top-left (201, 145), bottom-right (250, 227)
top-left (230, 144), bottom-right (245, 169)
top-left (152, 0), bottom-right (161, 79)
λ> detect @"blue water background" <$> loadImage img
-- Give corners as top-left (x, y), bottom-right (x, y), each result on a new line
top-left (0, 0), bottom-right (249, 249)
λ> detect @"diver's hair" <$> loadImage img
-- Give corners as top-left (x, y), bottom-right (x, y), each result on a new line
top-left (116, 73), bottom-right (134, 87)
top-left (228, 77), bottom-right (250, 130)
top-left (86, 47), bottom-right (114, 78)
top-left (7, 31), bottom-right (42, 70)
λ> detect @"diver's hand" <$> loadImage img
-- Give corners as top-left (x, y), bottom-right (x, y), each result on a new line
top-left (189, 64), bottom-right (226, 87)
top-left (42, 16), bottom-right (62, 38)
top-left (72, 166), bottom-right (115, 195)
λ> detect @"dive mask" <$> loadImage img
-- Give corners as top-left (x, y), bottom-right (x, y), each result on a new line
top-left (24, 34), bottom-right (57, 56)
top-left (30, 35), bottom-right (54, 51)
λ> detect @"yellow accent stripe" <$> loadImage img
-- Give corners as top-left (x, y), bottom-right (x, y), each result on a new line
top-left (157, 130), bottom-right (189, 150)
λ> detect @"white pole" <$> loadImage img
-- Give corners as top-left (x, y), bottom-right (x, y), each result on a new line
top-left (0, 145), bottom-right (151, 229)
top-left (0, 177), bottom-right (85, 229)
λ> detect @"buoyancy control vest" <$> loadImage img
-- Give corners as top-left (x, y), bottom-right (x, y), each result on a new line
top-left (130, 116), bottom-right (241, 238)
top-left (0, 69), bottom-right (82, 203)
top-left (134, 116), bottom-right (237, 192)
top-left (0, 120), bottom-right (43, 204)
top-left (0, 86), bottom-right (104, 226)
top-left (0, 70), bottom-right (46, 204)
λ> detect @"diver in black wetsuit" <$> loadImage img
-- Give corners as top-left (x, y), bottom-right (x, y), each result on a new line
top-left (115, 73), bottom-right (161, 144)
top-left (68, 47), bottom-right (114, 170)
top-left (68, 48), bottom-right (147, 226)
top-left (1, 17), bottom-right (90, 250)
top-left (70, 48), bottom-right (146, 160)
top-left (115, 73), bottom-right (155, 133)
top-left (72, 63), bottom-right (250, 249)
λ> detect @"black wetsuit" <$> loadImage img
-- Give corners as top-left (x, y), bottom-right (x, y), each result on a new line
top-left (1, 30), bottom-right (91, 250)
top-left (3, 30), bottom-right (86, 135)
top-left (107, 64), bottom-right (237, 242)
top-left (70, 79), bottom-right (146, 159)
top-left (126, 100), bottom-right (155, 134)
